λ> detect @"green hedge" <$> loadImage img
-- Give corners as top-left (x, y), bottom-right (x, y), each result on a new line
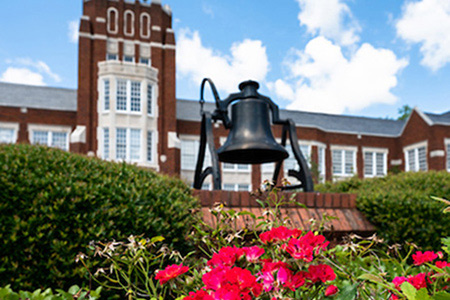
top-left (0, 285), bottom-right (101, 300)
top-left (316, 171), bottom-right (450, 250)
top-left (0, 144), bottom-right (198, 291)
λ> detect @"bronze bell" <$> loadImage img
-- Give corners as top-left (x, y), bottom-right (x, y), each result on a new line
top-left (217, 81), bottom-right (289, 164)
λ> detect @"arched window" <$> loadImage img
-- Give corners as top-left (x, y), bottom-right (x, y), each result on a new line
top-left (124, 10), bottom-right (135, 37)
top-left (107, 7), bottom-right (118, 34)
top-left (140, 13), bottom-right (151, 38)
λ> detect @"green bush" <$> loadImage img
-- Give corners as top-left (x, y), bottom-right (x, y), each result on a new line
top-left (0, 285), bottom-right (101, 300)
top-left (316, 171), bottom-right (450, 250)
top-left (0, 144), bottom-right (199, 291)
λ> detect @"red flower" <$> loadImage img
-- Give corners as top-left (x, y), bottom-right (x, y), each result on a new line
top-left (407, 273), bottom-right (428, 290)
top-left (208, 246), bottom-right (245, 267)
top-left (412, 251), bottom-right (438, 266)
top-left (307, 264), bottom-right (336, 283)
top-left (259, 226), bottom-right (302, 244)
top-left (155, 264), bottom-right (189, 285)
top-left (325, 285), bottom-right (339, 296)
top-left (436, 261), bottom-right (450, 269)
top-left (183, 289), bottom-right (214, 300)
top-left (282, 232), bottom-right (329, 262)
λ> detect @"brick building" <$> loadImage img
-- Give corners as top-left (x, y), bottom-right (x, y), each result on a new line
top-left (0, 0), bottom-right (449, 191)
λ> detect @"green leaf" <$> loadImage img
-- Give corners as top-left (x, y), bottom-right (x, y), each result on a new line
top-left (358, 273), bottom-right (384, 283)
top-left (401, 282), bottom-right (417, 300)
top-left (433, 291), bottom-right (450, 300)
top-left (334, 283), bottom-right (358, 300)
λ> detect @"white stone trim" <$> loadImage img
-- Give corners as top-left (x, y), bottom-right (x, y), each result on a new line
top-left (124, 10), bottom-right (135, 37)
top-left (152, 25), bottom-right (161, 31)
top-left (391, 159), bottom-right (402, 166)
top-left (430, 150), bottom-right (445, 157)
top-left (77, 33), bottom-right (175, 49)
top-left (166, 28), bottom-right (174, 33)
top-left (403, 140), bottom-right (428, 152)
top-left (0, 121), bottom-right (19, 143)
top-left (140, 13), bottom-right (151, 39)
top-left (362, 147), bottom-right (389, 154)
top-left (168, 131), bottom-right (181, 149)
top-left (96, 17), bottom-right (106, 23)
top-left (70, 126), bottom-right (86, 144)
top-left (80, 15), bottom-right (90, 21)
top-left (107, 7), bottom-right (119, 34)
top-left (445, 138), bottom-right (450, 172)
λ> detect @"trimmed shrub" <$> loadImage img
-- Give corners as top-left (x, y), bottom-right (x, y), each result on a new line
top-left (0, 144), bottom-right (198, 291)
top-left (316, 171), bottom-right (450, 250)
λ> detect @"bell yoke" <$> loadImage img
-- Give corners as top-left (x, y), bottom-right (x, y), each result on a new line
top-left (194, 78), bottom-right (314, 192)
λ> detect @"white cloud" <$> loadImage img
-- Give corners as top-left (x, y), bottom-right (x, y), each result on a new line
top-left (176, 29), bottom-right (270, 93)
top-left (396, 0), bottom-right (450, 71)
top-left (68, 20), bottom-right (79, 44)
top-left (6, 58), bottom-right (61, 83)
top-left (0, 67), bottom-right (45, 86)
top-left (202, 3), bottom-right (214, 18)
top-left (297, 0), bottom-right (361, 46)
top-left (271, 37), bottom-right (408, 114)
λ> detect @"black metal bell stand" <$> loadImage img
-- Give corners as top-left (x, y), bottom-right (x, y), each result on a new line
top-left (193, 78), bottom-right (314, 192)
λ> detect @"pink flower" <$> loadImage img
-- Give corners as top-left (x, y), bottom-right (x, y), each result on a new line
top-left (412, 251), bottom-right (438, 265)
top-left (307, 264), bottom-right (336, 283)
top-left (202, 266), bottom-right (229, 290)
top-left (325, 285), bottom-right (339, 296)
top-left (208, 246), bottom-right (245, 267)
top-left (392, 276), bottom-right (407, 289)
top-left (243, 246), bottom-right (265, 263)
top-left (259, 226), bottom-right (302, 244)
top-left (407, 273), bottom-right (428, 290)
top-left (155, 264), bottom-right (189, 285)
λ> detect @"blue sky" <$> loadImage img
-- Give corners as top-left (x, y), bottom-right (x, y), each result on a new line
top-left (0, 0), bottom-right (449, 119)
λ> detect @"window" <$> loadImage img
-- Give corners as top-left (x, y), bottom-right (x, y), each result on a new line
top-left (116, 128), bottom-right (141, 162)
top-left (124, 55), bottom-right (134, 63)
top-left (147, 131), bottom-right (153, 162)
top-left (116, 79), bottom-right (142, 113)
top-left (332, 148), bottom-right (356, 176)
top-left (107, 7), bottom-right (118, 34)
top-left (32, 130), bottom-right (68, 151)
top-left (181, 139), bottom-right (211, 170)
top-left (318, 146), bottom-right (326, 182)
top-left (0, 128), bottom-right (15, 143)
top-left (107, 53), bottom-right (118, 61)
top-left (363, 149), bottom-right (387, 177)
top-left (140, 57), bottom-right (150, 65)
top-left (140, 13), bottom-right (151, 38)
top-left (405, 143), bottom-right (427, 172)
top-left (103, 128), bottom-right (109, 159)
top-left (222, 162), bottom-right (250, 172)
top-left (147, 84), bottom-right (153, 115)
top-left (284, 144), bottom-right (311, 172)
top-left (103, 79), bottom-right (110, 111)
top-left (222, 183), bottom-right (251, 191)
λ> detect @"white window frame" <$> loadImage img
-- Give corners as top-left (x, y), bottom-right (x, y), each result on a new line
top-left (115, 127), bottom-right (142, 163)
top-left (404, 141), bottom-right (428, 172)
top-left (0, 122), bottom-right (19, 144)
top-left (28, 124), bottom-right (71, 151)
top-left (107, 7), bottom-right (119, 34)
top-left (123, 55), bottom-right (134, 63)
top-left (140, 12), bottom-right (151, 39)
top-left (446, 138), bottom-right (450, 172)
top-left (330, 145), bottom-right (357, 177)
top-left (124, 10), bottom-right (135, 37)
top-left (116, 79), bottom-right (142, 114)
top-left (317, 145), bottom-right (326, 183)
top-left (363, 147), bottom-right (388, 178)
top-left (147, 84), bottom-right (154, 116)
top-left (222, 183), bottom-right (251, 192)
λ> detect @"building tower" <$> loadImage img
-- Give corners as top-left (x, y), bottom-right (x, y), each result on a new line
top-left (72, 0), bottom-right (179, 175)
